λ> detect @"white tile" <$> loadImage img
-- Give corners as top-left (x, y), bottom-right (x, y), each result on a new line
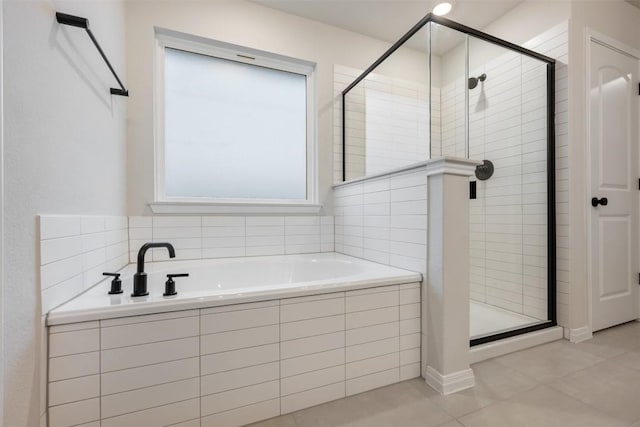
top-left (105, 216), bottom-right (127, 231)
top-left (347, 337), bottom-right (399, 363)
top-left (152, 216), bottom-right (201, 228)
top-left (281, 381), bottom-right (345, 415)
top-left (281, 314), bottom-right (344, 341)
top-left (346, 322), bottom-right (399, 346)
top-left (201, 325), bottom-right (279, 355)
top-left (202, 216), bottom-right (245, 227)
top-left (281, 365), bottom-right (344, 396)
top-left (400, 333), bottom-right (421, 351)
top-left (101, 357), bottom-right (199, 395)
top-left (281, 297), bottom-right (345, 322)
top-left (201, 343), bottom-right (279, 376)
top-left (201, 306), bottom-right (278, 335)
top-left (400, 303), bottom-right (421, 320)
top-left (153, 227), bottom-right (202, 239)
top-left (201, 361), bottom-right (279, 396)
top-left (346, 368), bottom-right (400, 396)
top-left (100, 398), bottom-right (199, 427)
top-left (49, 328), bottom-right (99, 357)
top-left (400, 348), bottom-right (421, 365)
top-left (246, 245), bottom-right (285, 256)
top-left (101, 377), bottom-right (199, 419)
top-left (246, 216), bottom-right (285, 226)
top-left (201, 300), bottom-right (278, 315)
top-left (400, 363), bottom-right (421, 381)
top-left (281, 292), bottom-right (344, 305)
top-left (49, 352), bottom-right (99, 382)
top-left (400, 287), bottom-right (421, 304)
top-left (281, 348), bottom-right (345, 378)
top-left (40, 255), bottom-right (83, 290)
top-left (101, 310), bottom-right (198, 327)
top-left (49, 375), bottom-right (99, 406)
top-left (42, 274), bottom-right (84, 314)
top-left (346, 290), bottom-right (399, 312)
top-left (81, 232), bottom-right (106, 253)
top-left (400, 318), bottom-right (421, 335)
top-left (101, 337), bottom-right (199, 372)
top-left (346, 306), bottom-right (399, 330)
top-left (285, 216), bottom-right (320, 226)
top-left (41, 236), bottom-right (83, 265)
top-left (48, 398), bottom-right (99, 427)
top-left (201, 398), bottom-right (279, 427)
top-left (40, 215), bottom-right (82, 240)
top-left (281, 331), bottom-right (345, 359)
top-left (202, 227), bottom-right (245, 238)
top-left (202, 247), bottom-right (246, 258)
top-left (201, 380), bottom-right (279, 416)
top-left (101, 316), bottom-right (199, 350)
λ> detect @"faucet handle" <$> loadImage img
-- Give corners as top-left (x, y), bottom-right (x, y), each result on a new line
top-left (164, 273), bottom-right (189, 296)
top-left (103, 272), bottom-right (123, 295)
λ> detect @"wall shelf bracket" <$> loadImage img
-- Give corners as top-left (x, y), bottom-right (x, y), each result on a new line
top-left (56, 12), bottom-right (129, 97)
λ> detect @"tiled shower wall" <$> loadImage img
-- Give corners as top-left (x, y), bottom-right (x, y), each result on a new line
top-left (128, 215), bottom-right (334, 263)
top-left (334, 65), bottom-right (431, 182)
top-left (461, 23), bottom-right (569, 324)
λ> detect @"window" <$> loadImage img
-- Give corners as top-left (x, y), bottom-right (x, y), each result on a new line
top-left (154, 29), bottom-right (317, 213)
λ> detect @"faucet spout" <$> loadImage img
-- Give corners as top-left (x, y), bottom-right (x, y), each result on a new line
top-left (132, 242), bottom-right (176, 297)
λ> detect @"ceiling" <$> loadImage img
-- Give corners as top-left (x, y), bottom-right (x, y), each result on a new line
top-left (253, 0), bottom-right (524, 45)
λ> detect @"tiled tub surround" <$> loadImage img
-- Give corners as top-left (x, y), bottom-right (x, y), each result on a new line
top-left (47, 278), bottom-right (421, 426)
top-left (128, 215), bottom-right (335, 263)
top-left (39, 215), bottom-right (129, 314)
top-left (334, 157), bottom-right (480, 394)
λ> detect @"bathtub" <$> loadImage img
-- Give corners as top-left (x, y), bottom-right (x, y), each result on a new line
top-left (46, 253), bottom-right (423, 427)
top-left (47, 252), bottom-right (422, 324)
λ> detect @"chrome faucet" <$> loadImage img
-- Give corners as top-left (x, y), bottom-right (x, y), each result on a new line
top-left (132, 242), bottom-right (176, 297)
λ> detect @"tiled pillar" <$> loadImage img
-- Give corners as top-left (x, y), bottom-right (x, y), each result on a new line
top-left (424, 157), bottom-right (481, 395)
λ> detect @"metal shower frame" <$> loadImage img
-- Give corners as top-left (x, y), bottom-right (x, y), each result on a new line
top-left (341, 13), bottom-right (557, 347)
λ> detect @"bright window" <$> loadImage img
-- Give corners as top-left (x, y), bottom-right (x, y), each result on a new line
top-left (155, 30), bottom-right (316, 208)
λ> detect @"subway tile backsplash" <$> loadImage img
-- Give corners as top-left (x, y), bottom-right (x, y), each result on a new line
top-left (128, 215), bottom-right (334, 263)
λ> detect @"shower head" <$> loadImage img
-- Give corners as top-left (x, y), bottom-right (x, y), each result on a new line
top-left (468, 73), bottom-right (487, 90)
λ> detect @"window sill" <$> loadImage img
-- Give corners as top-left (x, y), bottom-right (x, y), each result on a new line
top-left (149, 201), bottom-right (323, 215)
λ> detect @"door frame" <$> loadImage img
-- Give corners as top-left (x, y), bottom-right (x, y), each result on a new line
top-left (585, 28), bottom-right (640, 335)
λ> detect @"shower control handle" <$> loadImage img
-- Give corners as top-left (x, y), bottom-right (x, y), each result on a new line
top-left (591, 197), bottom-right (608, 207)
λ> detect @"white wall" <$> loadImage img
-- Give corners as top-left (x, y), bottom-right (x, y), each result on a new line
top-left (2, 1), bottom-right (127, 426)
top-left (125, 0), bottom-right (430, 216)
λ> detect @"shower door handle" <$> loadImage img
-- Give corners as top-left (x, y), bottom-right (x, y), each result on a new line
top-left (591, 197), bottom-right (608, 207)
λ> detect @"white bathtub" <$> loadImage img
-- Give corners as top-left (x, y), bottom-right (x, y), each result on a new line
top-left (47, 252), bottom-right (422, 325)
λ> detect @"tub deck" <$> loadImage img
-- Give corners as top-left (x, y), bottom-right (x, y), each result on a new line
top-left (47, 252), bottom-right (422, 325)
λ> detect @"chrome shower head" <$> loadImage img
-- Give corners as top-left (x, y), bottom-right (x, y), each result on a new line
top-left (468, 73), bottom-right (487, 90)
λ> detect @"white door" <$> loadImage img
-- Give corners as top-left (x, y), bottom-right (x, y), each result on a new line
top-left (589, 39), bottom-right (640, 332)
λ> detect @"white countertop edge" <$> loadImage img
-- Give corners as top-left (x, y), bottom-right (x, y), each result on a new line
top-left (46, 273), bottom-right (422, 326)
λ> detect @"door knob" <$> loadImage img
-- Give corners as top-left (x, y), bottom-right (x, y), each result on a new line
top-left (591, 197), bottom-right (608, 207)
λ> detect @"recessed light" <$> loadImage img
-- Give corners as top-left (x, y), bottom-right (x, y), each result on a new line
top-left (433, 1), bottom-right (453, 16)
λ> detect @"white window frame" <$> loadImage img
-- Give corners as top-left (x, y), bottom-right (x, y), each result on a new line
top-left (152, 28), bottom-right (319, 214)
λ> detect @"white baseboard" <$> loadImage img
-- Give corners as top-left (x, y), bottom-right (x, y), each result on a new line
top-left (564, 325), bottom-right (592, 343)
top-left (424, 366), bottom-right (475, 395)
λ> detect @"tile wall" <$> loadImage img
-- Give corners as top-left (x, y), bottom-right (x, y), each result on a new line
top-left (128, 215), bottom-right (335, 263)
top-left (333, 168), bottom-right (428, 275)
top-left (39, 215), bottom-right (129, 315)
top-left (334, 65), bottom-right (430, 182)
top-left (47, 282), bottom-right (421, 427)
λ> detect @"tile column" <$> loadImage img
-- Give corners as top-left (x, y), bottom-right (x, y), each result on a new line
top-left (424, 157), bottom-right (481, 395)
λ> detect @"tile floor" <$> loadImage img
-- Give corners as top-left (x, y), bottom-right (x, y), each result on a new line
top-left (250, 321), bottom-right (640, 427)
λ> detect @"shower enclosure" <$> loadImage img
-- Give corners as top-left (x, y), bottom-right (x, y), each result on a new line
top-left (342, 15), bottom-right (556, 345)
